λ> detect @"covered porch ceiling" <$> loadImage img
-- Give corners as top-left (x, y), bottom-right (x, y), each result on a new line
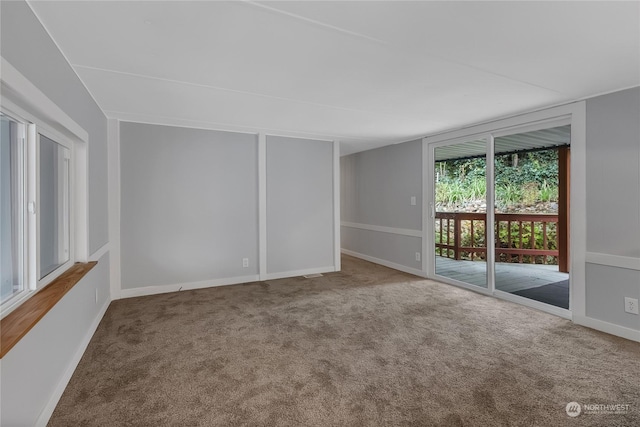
top-left (434, 125), bottom-right (571, 162)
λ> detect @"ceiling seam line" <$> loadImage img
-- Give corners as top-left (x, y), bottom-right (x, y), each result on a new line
top-left (243, 2), bottom-right (563, 94)
top-left (241, 1), bottom-right (391, 46)
top-left (72, 64), bottom-right (429, 122)
top-left (102, 110), bottom-right (390, 142)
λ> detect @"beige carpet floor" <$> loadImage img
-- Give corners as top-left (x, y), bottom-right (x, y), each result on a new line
top-left (49, 255), bottom-right (640, 426)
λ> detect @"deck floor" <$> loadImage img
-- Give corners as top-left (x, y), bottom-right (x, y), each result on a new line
top-left (435, 256), bottom-right (569, 293)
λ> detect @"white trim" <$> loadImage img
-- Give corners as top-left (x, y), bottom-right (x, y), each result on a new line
top-left (258, 133), bottom-right (267, 279)
top-left (494, 290), bottom-right (572, 320)
top-left (1, 58), bottom-right (88, 143)
top-left (27, 124), bottom-right (37, 291)
top-left (486, 135), bottom-right (496, 293)
top-left (341, 221), bottom-right (422, 238)
top-left (261, 132), bottom-right (334, 143)
top-left (74, 133), bottom-right (89, 263)
top-left (586, 253), bottom-right (640, 271)
top-left (333, 140), bottom-right (341, 271)
top-left (421, 138), bottom-right (429, 275)
top-left (107, 119), bottom-right (121, 300)
top-left (574, 315), bottom-right (640, 343)
top-left (263, 266), bottom-right (337, 281)
top-left (570, 101), bottom-right (587, 317)
top-left (120, 275), bottom-right (261, 299)
top-left (108, 112), bottom-right (362, 145)
top-left (88, 242), bottom-right (109, 262)
top-left (342, 249), bottom-right (426, 278)
top-left (34, 298), bottom-right (110, 427)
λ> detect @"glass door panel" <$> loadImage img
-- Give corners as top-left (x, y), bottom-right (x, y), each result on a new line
top-left (493, 125), bottom-right (570, 309)
top-left (434, 140), bottom-right (487, 288)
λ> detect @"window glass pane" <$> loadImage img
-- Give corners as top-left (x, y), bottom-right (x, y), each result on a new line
top-left (1, 114), bottom-right (24, 304)
top-left (39, 134), bottom-right (70, 279)
top-left (434, 139), bottom-right (487, 288)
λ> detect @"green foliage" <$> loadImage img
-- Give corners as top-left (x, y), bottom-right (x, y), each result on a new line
top-left (495, 184), bottom-right (522, 206)
top-left (435, 149), bottom-right (561, 264)
top-left (435, 149), bottom-right (560, 208)
top-left (436, 177), bottom-right (487, 205)
top-left (522, 182), bottom-right (539, 205)
top-left (539, 180), bottom-right (558, 202)
top-left (494, 150), bottom-right (559, 188)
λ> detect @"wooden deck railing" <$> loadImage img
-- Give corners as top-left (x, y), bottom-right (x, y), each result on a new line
top-left (435, 212), bottom-right (560, 265)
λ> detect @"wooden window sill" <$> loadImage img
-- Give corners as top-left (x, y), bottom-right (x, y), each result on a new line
top-left (0, 261), bottom-right (97, 358)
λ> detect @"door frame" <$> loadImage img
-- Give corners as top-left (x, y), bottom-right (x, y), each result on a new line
top-left (422, 102), bottom-right (586, 320)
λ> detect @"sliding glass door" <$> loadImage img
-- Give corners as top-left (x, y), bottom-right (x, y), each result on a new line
top-left (433, 139), bottom-right (488, 289)
top-left (428, 120), bottom-right (572, 313)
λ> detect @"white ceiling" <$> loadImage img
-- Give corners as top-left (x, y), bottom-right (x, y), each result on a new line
top-left (28, 1), bottom-right (640, 155)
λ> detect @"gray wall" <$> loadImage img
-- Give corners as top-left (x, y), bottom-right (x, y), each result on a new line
top-left (340, 139), bottom-right (422, 270)
top-left (266, 136), bottom-right (335, 274)
top-left (585, 263), bottom-right (640, 330)
top-left (585, 87), bottom-right (640, 330)
top-left (1, 1), bottom-right (111, 425)
top-left (119, 129), bottom-right (337, 288)
top-left (586, 88), bottom-right (640, 257)
top-left (120, 123), bottom-right (259, 288)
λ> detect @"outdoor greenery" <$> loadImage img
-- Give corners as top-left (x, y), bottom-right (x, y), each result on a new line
top-left (435, 149), bottom-right (561, 264)
top-left (435, 150), bottom-right (559, 208)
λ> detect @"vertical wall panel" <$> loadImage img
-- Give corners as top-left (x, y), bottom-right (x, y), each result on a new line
top-left (120, 123), bottom-right (259, 288)
top-left (585, 87), bottom-right (640, 332)
top-left (266, 136), bottom-right (335, 275)
top-left (340, 139), bottom-right (423, 270)
top-left (586, 88), bottom-right (640, 257)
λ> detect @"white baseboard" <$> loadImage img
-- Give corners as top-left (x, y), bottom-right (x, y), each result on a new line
top-left (262, 266), bottom-right (337, 281)
top-left (573, 315), bottom-right (640, 342)
top-left (120, 274), bottom-right (261, 299)
top-left (36, 298), bottom-right (111, 427)
top-left (341, 249), bottom-right (426, 278)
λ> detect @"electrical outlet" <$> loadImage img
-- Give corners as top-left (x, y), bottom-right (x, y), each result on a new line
top-left (410, 196), bottom-right (417, 206)
top-left (242, 258), bottom-right (249, 268)
top-left (624, 297), bottom-right (639, 315)
top-left (415, 252), bottom-right (421, 262)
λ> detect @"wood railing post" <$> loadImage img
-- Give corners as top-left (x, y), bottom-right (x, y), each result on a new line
top-left (454, 216), bottom-right (460, 260)
top-left (436, 212), bottom-right (559, 266)
top-left (558, 146), bottom-right (570, 273)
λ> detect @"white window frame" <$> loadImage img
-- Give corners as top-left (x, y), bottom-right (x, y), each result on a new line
top-left (0, 111), bottom-right (27, 307)
top-left (35, 123), bottom-right (75, 288)
top-left (1, 57), bottom-right (88, 318)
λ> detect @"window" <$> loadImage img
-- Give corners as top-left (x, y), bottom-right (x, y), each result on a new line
top-left (0, 107), bottom-right (76, 316)
top-left (1, 114), bottom-right (25, 305)
top-left (38, 133), bottom-right (72, 279)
